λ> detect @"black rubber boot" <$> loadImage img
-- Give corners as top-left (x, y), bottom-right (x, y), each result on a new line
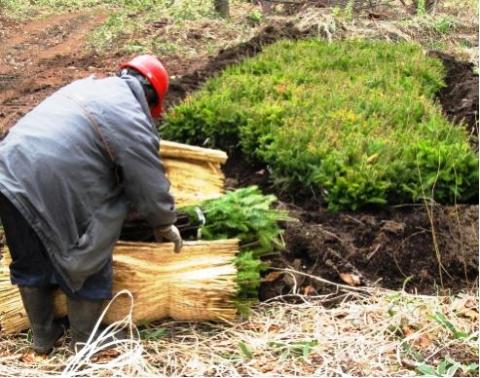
top-left (18, 286), bottom-right (65, 354)
top-left (67, 297), bottom-right (105, 352)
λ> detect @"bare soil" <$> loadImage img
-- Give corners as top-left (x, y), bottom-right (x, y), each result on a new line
top-left (0, 11), bottom-right (107, 135)
top-left (0, 13), bottom-right (478, 298)
top-left (430, 51), bottom-right (479, 147)
top-left (261, 203), bottom-right (478, 299)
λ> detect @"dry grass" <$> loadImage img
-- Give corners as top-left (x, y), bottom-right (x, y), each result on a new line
top-left (0, 272), bottom-right (477, 377)
top-left (291, 1), bottom-right (478, 66)
top-left (88, 1), bottom-right (262, 64)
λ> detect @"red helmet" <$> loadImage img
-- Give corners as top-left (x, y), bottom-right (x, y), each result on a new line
top-left (120, 55), bottom-right (169, 118)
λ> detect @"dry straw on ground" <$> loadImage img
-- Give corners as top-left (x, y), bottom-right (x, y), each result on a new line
top-left (293, 1), bottom-right (479, 66)
top-left (0, 271), bottom-right (477, 377)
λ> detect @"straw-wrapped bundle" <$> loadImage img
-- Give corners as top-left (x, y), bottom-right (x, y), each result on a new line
top-left (160, 140), bottom-right (227, 207)
top-left (0, 240), bottom-right (239, 335)
top-left (0, 187), bottom-right (288, 335)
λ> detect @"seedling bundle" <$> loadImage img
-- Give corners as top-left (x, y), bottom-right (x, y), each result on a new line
top-left (0, 240), bottom-right (239, 334)
top-left (0, 141), bottom-right (286, 334)
top-left (160, 140), bottom-right (227, 206)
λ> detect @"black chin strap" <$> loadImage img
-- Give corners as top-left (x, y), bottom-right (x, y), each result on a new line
top-left (118, 68), bottom-right (159, 108)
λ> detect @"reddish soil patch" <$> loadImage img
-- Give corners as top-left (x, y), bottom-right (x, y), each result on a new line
top-left (0, 11), bottom-right (107, 135)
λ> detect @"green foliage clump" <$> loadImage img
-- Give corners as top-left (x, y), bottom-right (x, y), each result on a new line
top-left (183, 186), bottom-right (289, 255)
top-left (164, 40), bottom-right (478, 211)
top-left (234, 250), bottom-right (265, 313)
top-left (181, 186), bottom-right (290, 311)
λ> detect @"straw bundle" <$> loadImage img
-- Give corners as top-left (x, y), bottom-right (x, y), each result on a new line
top-left (160, 140), bottom-right (227, 207)
top-left (0, 239), bottom-right (239, 335)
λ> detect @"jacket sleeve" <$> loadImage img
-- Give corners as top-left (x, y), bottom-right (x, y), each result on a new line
top-left (115, 126), bottom-right (176, 228)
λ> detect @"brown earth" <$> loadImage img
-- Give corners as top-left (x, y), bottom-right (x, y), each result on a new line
top-left (0, 13), bottom-right (478, 298)
top-left (260, 203), bottom-right (478, 299)
top-left (430, 51), bottom-right (479, 147)
top-left (0, 11), bottom-right (108, 135)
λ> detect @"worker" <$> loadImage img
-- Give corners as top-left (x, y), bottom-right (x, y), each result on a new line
top-left (0, 55), bottom-right (182, 354)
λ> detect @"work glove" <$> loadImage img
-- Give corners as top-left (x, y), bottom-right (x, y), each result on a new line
top-left (154, 225), bottom-right (183, 253)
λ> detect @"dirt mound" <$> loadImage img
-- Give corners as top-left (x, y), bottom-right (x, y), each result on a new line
top-left (430, 51), bottom-right (479, 146)
top-left (261, 204), bottom-right (479, 299)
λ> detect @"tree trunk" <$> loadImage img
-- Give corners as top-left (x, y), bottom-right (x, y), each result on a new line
top-left (214, 0), bottom-right (230, 18)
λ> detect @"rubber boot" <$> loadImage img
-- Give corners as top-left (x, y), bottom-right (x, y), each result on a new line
top-left (18, 286), bottom-right (65, 354)
top-left (67, 297), bottom-right (105, 352)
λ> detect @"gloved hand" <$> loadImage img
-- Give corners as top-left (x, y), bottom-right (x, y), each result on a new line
top-left (154, 225), bottom-right (183, 253)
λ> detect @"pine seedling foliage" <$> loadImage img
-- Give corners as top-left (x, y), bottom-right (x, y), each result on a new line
top-left (181, 186), bottom-right (290, 312)
top-left (165, 40), bottom-right (478, 210)
top-left (184, 186), bottom-right (290, 256)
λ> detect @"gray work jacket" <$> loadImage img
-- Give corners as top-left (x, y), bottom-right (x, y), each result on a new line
top-left (0, 75), bottom-right (176, 291)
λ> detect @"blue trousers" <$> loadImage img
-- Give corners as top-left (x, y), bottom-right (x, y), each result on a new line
top-left (0, 193), bottom-right (112, 300)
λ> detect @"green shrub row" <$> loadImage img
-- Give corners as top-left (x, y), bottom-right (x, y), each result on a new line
top-left (164, 40), bottom-right (478, 210)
